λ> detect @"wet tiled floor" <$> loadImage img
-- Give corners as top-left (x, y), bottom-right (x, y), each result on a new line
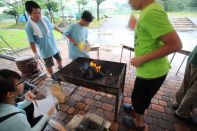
top-left (0, 41), bottom-right (196, 131)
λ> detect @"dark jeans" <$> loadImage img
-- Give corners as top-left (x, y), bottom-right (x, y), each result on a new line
top-left (23, 103), bottom-right (47, 130)
top-left (131, 75), bottom-right (167, 115)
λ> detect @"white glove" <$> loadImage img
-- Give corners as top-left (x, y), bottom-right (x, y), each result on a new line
top-left (84, 43), bottom-right (91, 52)
top-left (34, 52), bottom-right (40, 59)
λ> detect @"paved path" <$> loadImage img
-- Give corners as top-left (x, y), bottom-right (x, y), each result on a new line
top-left (0, 41), bottom-right (196, 131)
top-left (88, 16), bottom-right (197, 51)
top-left (0, 15), bottom-right (197, 130)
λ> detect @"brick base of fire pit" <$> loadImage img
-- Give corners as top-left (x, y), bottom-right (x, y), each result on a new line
top-left (55, 57), bottom-right (126, 121)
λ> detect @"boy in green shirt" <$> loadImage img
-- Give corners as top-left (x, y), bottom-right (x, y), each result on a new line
top-left (173, 45), bottom-right (197, 125)
top-left (123, 0), bottom-right (182, 130)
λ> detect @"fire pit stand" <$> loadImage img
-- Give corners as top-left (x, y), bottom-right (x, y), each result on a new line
top-left (55, 57), bottom-right (126, 121)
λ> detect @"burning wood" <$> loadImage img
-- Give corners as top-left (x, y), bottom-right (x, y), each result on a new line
top-left (79, 61), bottom-right (105, 80)
top-left (90, 61), bottom-right (101, 73)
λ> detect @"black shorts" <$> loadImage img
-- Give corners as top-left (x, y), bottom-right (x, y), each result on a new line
top-left (43, 52), bottom-right (62, 67)
top-left (131, 75), bottom-right (167, 115)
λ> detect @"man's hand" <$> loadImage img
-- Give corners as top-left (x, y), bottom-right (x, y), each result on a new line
top-left (73, 41), bottom-right (78, 46)
top-left (132, 32), bottom-right (182, 66)
top-left (130, 56), bottom-right (145, 67)
top-left (30, 43), bottom-right (39, 59)
top-left (66, 35), bottom-right (78, 46)
top-left (25, 91), bottom-right (35, 102)
top-left (84, 43), bottom-right (91, 52)
top-left (54, 26), bottom-right (63, 35)
top-left (34, 52), bottom-right (40, 59)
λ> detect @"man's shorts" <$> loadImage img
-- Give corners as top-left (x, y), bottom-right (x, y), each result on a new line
top-left (43, 52), bottom-right (62, 67)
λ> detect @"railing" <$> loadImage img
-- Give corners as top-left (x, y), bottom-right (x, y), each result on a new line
top-left (120, 44), bottom-right (191, 75)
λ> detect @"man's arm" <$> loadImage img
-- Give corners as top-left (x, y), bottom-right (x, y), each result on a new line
top-left (66, 35), bottom-right (78, 46)
top-left (30, 42), bottom-right (37, 53)
top-left (17, 99), bottom-right (32, 109)
top-left (30, 42), bottom-right (39, 59)
top-left (25, 26), bottom-right (38, 56)
top-left (54, 26), bottom-right (63, 34)
top-left (131, 31), bottom-right (182, 67)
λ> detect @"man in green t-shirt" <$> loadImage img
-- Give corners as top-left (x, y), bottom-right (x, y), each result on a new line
top-left (173, 45), bottom-right (197, 125)
top-left (123, 0), bottom-right (182, 130)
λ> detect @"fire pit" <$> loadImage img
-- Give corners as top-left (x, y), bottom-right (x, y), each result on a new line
top-left (55, 57), bottom-right (126, 121)
top-left (77, 61), bottom-right (105, 80)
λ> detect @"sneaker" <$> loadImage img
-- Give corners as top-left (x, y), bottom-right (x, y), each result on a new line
top-left (174, 112), bottom-right (197, 125)
top-left (123, 103), bottom-right (134, 115)
top-left (172, 102), bottom-right (179, 110)
top-left (51, 74), bottom-right (59, 81)
top-left (123, 116), bottom-right (145, 131)
top-left (172, 99), bottom-right (179, 109)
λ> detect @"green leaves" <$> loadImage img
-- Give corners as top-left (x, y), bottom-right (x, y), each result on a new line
top-left (76, 0), bottom-right (89, 13)
top-left (96, 0), bottom-right (105, 5)
top-left (157, 0), bottom-right (184, 11)
top-left (3, 10), bottom-right (18, 16)
top-left (45, 0), bottom-right (59, 12)
top-left (157, 0), bottom-right (197, 11)
top-left (0, 0), bottom-right (25, 23)
top-left (187, 0), bottom-right (197, 7)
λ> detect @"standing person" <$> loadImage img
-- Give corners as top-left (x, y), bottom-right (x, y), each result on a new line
top-left (63, 10), bottom-right (93, 60)
top-left (123, 0), bottom-right (182, 130)
top-left (173, 45), bottom-right (197, 125)
top-left (25, 1), bottom-right (63, 81)
top-left (0, 69), bottom-right (66, 131)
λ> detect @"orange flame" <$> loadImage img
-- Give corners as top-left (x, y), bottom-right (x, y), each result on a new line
top-left (90, 61), bottom-right (101, 72)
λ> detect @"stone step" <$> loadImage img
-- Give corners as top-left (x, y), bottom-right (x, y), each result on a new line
top-left (169, 17), bottom-right (197, 31)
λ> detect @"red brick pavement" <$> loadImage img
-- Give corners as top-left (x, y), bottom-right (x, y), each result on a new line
top-left (0, 42), bottom-right (196, 131)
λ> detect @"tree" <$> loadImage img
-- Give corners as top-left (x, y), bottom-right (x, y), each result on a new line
top-left (59, 0), bottom-right (65, 23)
top-left (187, 0), bottom-right (197, 7)
top-left (76, 0), bottom-right (89, 13)
top-left (36, 0), bottom-right (59, 23)
top-left (3, 10), bottom-right (18, 24)
top-left (160, 0), bottom-right (168, 11)
top-left (45, 0), bottom-right (58, 23)
top-left (81, 0), bottom-right (89, 11)
top-left (0, 0), bottom-right (25, 24)
top-left (96, 0), bottom-right (106, 20)
top-left (76, 0), bottom-right (82, 13)
top-left (158, 0), bottom-right (185, 11)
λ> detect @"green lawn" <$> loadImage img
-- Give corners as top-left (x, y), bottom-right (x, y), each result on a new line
top-left (0, 29), bottom-right (62, 50)
top-left (0, 18), bottom-right (105, 50)
top-left (0, 23), bottom-right (26, 29)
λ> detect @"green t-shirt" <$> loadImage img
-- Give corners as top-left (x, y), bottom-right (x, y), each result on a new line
top-left (188, 46), bottom-right (197, 67)
top-left (134, 2), bottom-right (174, 79)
